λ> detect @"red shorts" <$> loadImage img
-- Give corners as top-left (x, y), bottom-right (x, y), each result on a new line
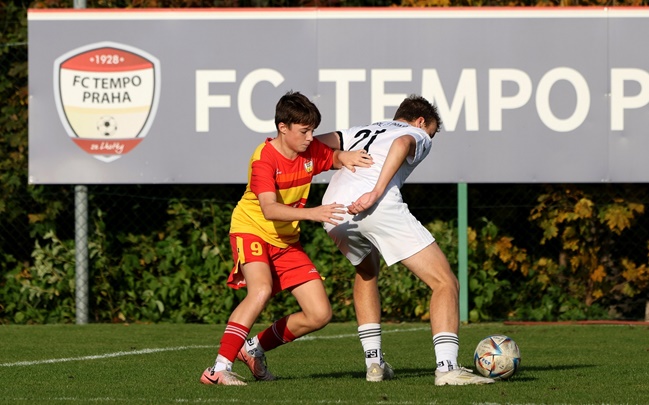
top-left (227, 233), bottom-right (322, 296)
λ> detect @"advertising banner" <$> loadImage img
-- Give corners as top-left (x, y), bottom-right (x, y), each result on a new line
top-left (27, 8), bottom-right (649, 184)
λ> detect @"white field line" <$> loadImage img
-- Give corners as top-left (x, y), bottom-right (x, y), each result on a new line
top-left (0, 345), bottom-right (215, 367)
top-left (0, 326), bottom-right (428, 368)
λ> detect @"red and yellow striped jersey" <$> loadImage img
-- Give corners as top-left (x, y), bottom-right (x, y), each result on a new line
top-left (230, 138), bottom-right (334, 248)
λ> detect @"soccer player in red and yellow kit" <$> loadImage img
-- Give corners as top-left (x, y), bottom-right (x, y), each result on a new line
top-left (200, 91), bottom-right (373, 386)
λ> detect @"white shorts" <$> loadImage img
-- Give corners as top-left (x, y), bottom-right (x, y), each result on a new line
top-left (324, 198), bottom-right (435, 267)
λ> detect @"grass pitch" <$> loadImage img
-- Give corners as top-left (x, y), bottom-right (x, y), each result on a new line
top-left (1, 322), bottom-right (648, 404)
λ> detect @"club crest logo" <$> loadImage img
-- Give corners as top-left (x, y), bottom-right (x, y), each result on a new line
top-left (304, 160), bottom-right (313, 173)
top-left (53, 42), bottom-right (161, 162)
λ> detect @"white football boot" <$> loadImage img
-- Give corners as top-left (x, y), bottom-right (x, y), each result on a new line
top-left (435, 367), bottom-right (495, 386)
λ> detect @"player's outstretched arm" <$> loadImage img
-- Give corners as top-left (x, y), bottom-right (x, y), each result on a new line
top-left (347, 135), bottom-right (414, 214)
top-left (305, 203), bottom-right (348, 225)
top-left (258, 192), bottom-right (346, 225)
top-left (333, 149), bottom-right (373, 172)
top-left (314, 131), bottom-right (341, 149)
top-left (316, 131), bottom-right (373, 171)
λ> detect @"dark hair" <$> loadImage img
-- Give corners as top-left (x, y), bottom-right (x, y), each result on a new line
top-left (274, 91), bottom-right (322, 130)
top-left (393, 94), bottom-right (442, 134)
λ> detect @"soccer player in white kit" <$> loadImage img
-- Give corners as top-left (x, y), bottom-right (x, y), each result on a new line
top-left (317, 95), bottom-right (494, 386)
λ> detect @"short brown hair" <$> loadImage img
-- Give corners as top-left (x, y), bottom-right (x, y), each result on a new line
top-left (275, 91), bottom-right (322, 130)
top-left (394, 95), bottom-right (442, 134)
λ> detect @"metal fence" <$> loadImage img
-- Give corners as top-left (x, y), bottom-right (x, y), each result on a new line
top-left (6, 182), bottom-right (649, 263)
top-left (3, 183), bottom-right (649, 314)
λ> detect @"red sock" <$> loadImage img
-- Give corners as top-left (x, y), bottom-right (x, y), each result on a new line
top-left (218, 322), bottom-right (249, 362)
top-left (258, 316), bottom-right (297, 352)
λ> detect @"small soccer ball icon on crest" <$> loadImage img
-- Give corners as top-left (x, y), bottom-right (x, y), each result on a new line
top-left (97, 116), bottom-right (118, 137)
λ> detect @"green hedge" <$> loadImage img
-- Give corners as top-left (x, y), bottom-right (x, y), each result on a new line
top-left (2, 188), bottom-right (648, 324)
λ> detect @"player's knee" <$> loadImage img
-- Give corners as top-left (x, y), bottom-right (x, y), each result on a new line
top-left (438, 261), bottom-right (459, 292)
top-left (309, 305), bottom-right (332, 329)
top-left (247, 285), bottom-right (273, 307)
top-left (427, 271), bottom-right (459, 295)
top-left (449, 277), bottom-right (460, 294)
top-left (438, 271), bottom-right (459, 291)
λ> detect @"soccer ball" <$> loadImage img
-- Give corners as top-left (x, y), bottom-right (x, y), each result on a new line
top-left (473, 335), bottom-right (521, 380)
top-left (97, 116), bottom-right (118, 137)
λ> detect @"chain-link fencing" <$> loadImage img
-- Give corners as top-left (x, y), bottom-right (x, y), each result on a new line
top-left (3, 183), bottom-right (649, 322)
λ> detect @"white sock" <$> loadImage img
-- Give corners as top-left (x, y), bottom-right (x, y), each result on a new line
top-left (433, 332), bottom-right (459, 372)
top-left (214, 354), bottom-right (232, 372)
top-left (358, 323), bottom-right (383, 368)
top-left (244, 335), bottom-right (265, 357)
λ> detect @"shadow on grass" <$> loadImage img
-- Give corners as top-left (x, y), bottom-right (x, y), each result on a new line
top-left (290, 363), bottom-right (596, 382)
top-left (511, 363), bottom-right (596, 381)
top-left (520, 364), bottom-right (596, 371)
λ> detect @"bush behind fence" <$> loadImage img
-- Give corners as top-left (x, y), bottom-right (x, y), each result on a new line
top-left (1, 183), bottom-right (648, 324)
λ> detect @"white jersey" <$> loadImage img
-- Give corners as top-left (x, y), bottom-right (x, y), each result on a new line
top-left (322, 121), bottom-right (435, 266)
top-left (322, 120), bottom-right (432, 206)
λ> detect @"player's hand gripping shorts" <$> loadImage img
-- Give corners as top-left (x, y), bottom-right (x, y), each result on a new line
top-left (324, 199), bottom-right (434, 267)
